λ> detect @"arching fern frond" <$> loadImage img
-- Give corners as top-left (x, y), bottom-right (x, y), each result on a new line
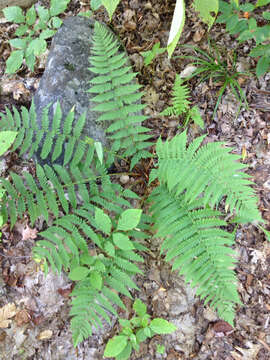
top-left (0, 100), bottom-right (92, 166)
top-left (33, 204), bottom-right (148, 346)
top-left (155, 131), bottom-right (262, 223)
top-left (161, 75), bottom-right (190, 116)
top-left (88, 22), bottom-right (153, 169)
top-left (149, 185), bottom-right (240, 325)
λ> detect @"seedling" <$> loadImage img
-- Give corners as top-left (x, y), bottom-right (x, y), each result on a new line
top-left (103, 299), bottom-right (177, 359)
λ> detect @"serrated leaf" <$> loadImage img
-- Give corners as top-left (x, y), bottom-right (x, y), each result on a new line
top-left (256, 0), bottom-right (270, 7)
top-left (9, 38), bottom-right (28, 49)
top-left (50, 0), bottom-right (70, 16)
top-left (26, 5), bottom-right (37, 26)
top-left (150, 318), bottom-right (177, 334)
top-left (104, 335), bottom-right (128, 357)
top-left (3, 6), bottom-right (25, 23)
top-left (95, 207), bottom-right (112, 235)
top-left (15, 24), bottom-right (28, 36)
top-left (117, 209), bottom-right (142, 231)
top-left (5, 50), bottom-right (24, 74)
top-left (0, 131), bottom-right (17, 156)
top-left (26, 38), bottom-right (47, 56)
top-left (133, 299), bottom-right (147, 317)
top-left (69, 266), bottom-right (90, 281)
top-left (116, 342), bottom-right (132, 360)
top-left (51, 16), bottom-right (62, 29)
top-left (113, 233), bottom-right (134, 250)
top-left (39, 29), bottom-right (56, 40)
top-left (167, 0), bottom-right (185, 58)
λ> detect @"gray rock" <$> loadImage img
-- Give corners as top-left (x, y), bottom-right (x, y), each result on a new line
top-left (34, 16), bottom-right (115, 164)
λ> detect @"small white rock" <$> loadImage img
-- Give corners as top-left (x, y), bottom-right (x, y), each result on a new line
top-left (120, 175), bottom-right (130, 184)
top-left (180, 65), bottom-right (197, 79)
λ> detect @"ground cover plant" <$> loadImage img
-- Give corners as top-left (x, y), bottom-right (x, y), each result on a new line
top-left (0, 17), bottom-right (265, 354)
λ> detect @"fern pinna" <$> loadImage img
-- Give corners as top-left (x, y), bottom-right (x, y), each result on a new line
top-left (89, 22), bottom-right (153, 169)
top-left (148, 131), bottom-right (262, 324)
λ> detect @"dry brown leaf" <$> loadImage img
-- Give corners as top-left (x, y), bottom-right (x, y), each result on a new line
top-left (22, 226), bottom-right (38, 240)
top-left (231, 342), bottom-right (261, 359)
top-left (38, 329), bottom-right (53, 340)
top-left (15, 309), bottom-right (31, 326)
top-left (0, 303), bottom-right (17, 328)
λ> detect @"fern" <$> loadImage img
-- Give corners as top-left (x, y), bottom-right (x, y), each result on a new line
top-left (88, 22), bottom-right (153, 169)
top-left (148, 131), bottom-right (262, 324)
top-left (154, 131), bottom-right (262, 223)
top-left (149, 185), bottom-right (240, 324)
top-left (161, 75), bottom-right (190, 116)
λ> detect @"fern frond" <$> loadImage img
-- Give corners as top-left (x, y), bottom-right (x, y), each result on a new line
top-left (155, 131), bottom-right (262, 223)
top-left (161, 75), bottom-right (191, 116)
top-left (89, 22), bottom-right (153, 169)
top-left (149, 185), bottom-right (241, 324)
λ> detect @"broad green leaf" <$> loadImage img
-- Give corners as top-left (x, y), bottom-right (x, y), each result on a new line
top-left (15, 24), bottom-right (28, 36)
top-left (69, 266), bottom-right (90, 281)
top-left (95, 207), bottom-right (112, 235)
top-left (150, 318), bottom-right (177, 334)
top-left (50, 0), bottom-right (70, 16)
top-left (26, 5), bottom-right (37, 26)
top-left (117, 209), bottom-right (142, 231)
top-left (94, 141), bottom-right (103, 164)
top-left (9, 38), bottom-right (28, 50)
top-left (115, 342), bottom-right (132, 360)
top-left (113, 233), bottom-right (134, 250)
top-left (36, 5), bottom-right (50, 23)
top-left (3, 6), bottom-right (25, 23)
top-left (5, 50), bottom-right (24, 74)
top-left (0, 131), bottom-right (17, 156)
top-left (256, 55), bottom-right (270, 77)
top-left (193, 0), bottom-right (219, 27)
top-left (104, 335), bottom-right (128, 357)
top-left (25, 52), bottom-right (36, 71)
top-left (26, 38), bottom-right (47, 56)
top-left (40, 29), bottom-right (56, 40)
top-left (89, 270), bottom-right (103, 290)
top-left (256, 0), bottom-right (270, 7)
top-left (133, 299), bottom-right (147, 317)
top-left (101, 0), bottom-right (121, 20)
top-left (167, 0), bottom-right (185, 58)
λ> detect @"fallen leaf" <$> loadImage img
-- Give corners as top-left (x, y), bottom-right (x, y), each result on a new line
top-left (38, 329), bottom-right (53, 340)
top-left (231, 341), bottom-right (261, 359)
top-left (0, 303), bottom-right (17, 328)
top-left (213, 320), bottom-right (234, 337)
top-left (15, 309), bottom-right (31, 326)
top-left (22, 226), bottom-right (38, 240)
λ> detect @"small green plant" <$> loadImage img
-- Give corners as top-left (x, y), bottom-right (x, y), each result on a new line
top-left (161, 74), bottom-right (204, 129)
top-left (216, 0), bottom-right (270, 77)
top-left (177, 43), bottom-right (249, 118)
top-left (104, 299), bottom-right (177, 359)
top-left (141, 42), bottom-right (166, 66)
top-left (3, 0), bottom-right (70, 73)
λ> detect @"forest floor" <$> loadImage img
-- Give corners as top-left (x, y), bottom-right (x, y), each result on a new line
top-left (0, 0), bottom-right (270, 359)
